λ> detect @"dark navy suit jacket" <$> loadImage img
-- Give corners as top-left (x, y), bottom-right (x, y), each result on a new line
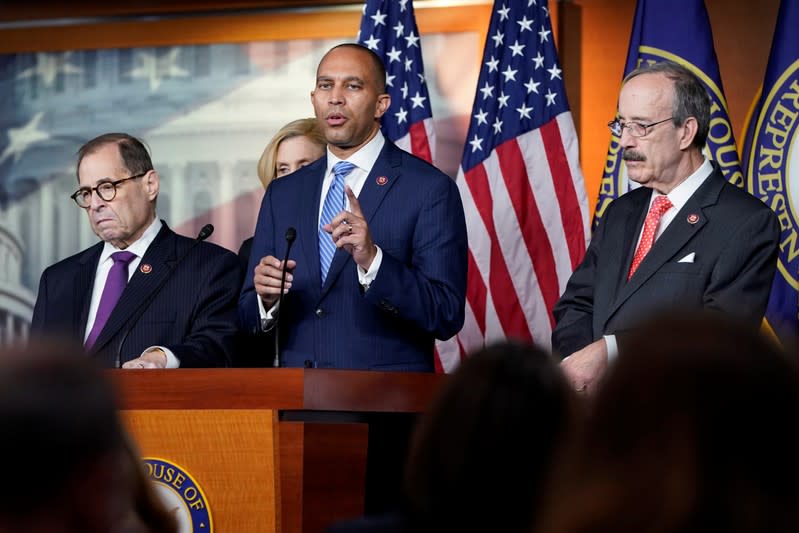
top-left (31, 223), bottom-right (241, 368)
top-left (552, 168), bottom-right (781, 357)
top-left (238, 141), bottom-right (468, 371)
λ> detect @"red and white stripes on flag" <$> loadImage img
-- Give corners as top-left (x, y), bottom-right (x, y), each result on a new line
top-left (436, 0), bottom-right (589, 371)
top-left (392, 118), bottom-right (436, 165)
top-left (357, 0), bottom-right (436, 164)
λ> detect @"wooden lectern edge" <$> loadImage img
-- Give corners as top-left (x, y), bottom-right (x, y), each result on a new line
top-left (109, 368), bottom-right (446, 413)
top-left (303, 369), bottom-right (444, 412)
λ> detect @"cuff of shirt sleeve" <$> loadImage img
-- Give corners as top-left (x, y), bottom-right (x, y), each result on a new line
top-left (604, 334), bottom-right (618, 363)
top-left (358, 245), bottom-right (382, 290)
top-left (258, 296), bottom-right (279, 332)
top-left (142, 346), bottom-right (180, 368)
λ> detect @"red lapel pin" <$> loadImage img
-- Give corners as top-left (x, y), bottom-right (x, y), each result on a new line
top-left (376, 176), bottom-right (388, 186)
top-left (140, 264), bottom-right (152, 274)
top-left (686, 213), bottom-right (699, 224)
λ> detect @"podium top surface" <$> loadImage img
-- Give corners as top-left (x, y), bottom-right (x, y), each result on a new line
top-left (109, 368), bottom-right (444, 414)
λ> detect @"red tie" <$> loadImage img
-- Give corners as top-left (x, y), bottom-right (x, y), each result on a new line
top-left (628, 195), bottom-right (673, 280)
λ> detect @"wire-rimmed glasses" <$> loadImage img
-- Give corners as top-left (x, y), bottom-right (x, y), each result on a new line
top-left (608, 117), bottom-right (674, 138)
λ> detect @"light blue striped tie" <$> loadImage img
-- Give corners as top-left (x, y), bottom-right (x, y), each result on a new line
top-left (319, 161), bottom-right (355, 283)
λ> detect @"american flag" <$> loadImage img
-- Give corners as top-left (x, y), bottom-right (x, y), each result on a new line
top-left (447, 0), bottom-right (589, 363)
top-left (357, 0), bottom-right (435, 164)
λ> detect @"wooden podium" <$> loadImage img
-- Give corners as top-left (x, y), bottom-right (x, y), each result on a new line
top-left (112, 369), bottom-right (443, 533)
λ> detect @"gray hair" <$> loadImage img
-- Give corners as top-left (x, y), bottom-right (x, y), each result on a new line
top-left (624, 61), bottom-right (710, 149)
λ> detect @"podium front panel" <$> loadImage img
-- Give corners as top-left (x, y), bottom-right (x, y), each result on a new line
top-left (123, 408), bottom-right (280, 533)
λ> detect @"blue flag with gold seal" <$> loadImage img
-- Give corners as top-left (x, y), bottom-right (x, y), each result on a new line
top-left (594, 0), bottom-right (741, 227)
top-left (742, 0), bottom-right (799, 343)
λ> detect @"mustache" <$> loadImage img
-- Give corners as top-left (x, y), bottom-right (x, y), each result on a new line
top-left (622, 149), bottom-right (646, 162)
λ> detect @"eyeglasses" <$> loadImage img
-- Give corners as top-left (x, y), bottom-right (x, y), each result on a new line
top-left (608, 117), bottom-right (674, 138)
top-left (70, 172), bottom-right (149, 208)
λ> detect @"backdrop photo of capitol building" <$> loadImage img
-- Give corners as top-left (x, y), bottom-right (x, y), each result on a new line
top-left (0, 30), bottom-right (480, 346)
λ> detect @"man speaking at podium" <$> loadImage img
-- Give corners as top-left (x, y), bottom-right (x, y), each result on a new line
top-left (239, 44), bottom-right (468, 371)
top-left (31, 133), bottom-right (241, 369)
top-left (552, 62), bottom-right (780, 394)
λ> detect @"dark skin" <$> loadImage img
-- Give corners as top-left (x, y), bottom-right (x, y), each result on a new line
top-left (253, 45), bottom-right (390, 308)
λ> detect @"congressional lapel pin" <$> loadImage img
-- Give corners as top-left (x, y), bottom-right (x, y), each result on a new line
top-left (140, 264), bottom-right (152, 274)
top-left (686, 213), bottom-right (699, 225)
top-left (376, 175), bottom-right (388, 186)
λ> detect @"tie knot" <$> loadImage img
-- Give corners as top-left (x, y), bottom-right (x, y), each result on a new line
top-left (651, 195), bottom-right (673, 215)
top-left (333, 161), bottom-right (356, 180)
top-left (111, 251), bottom-right (136, 265)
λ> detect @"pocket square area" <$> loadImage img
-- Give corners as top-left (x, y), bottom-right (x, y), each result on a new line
top-left (677, 252), bottom-right (696, 263)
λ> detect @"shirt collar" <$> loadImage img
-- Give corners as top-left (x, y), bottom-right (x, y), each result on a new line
top-left (99, 217), bottom-right (162, 264)
top-left (325, 131), bottom-right (385, 175)
top-left (654, 157), bottom-right (713, 211)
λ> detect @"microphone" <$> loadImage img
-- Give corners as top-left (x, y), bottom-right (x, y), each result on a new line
top-left (114, 224), bottom-right (214, 368)
top-left (197, 223), bottom-right (214, 241)
top-left (273, 227), bottom-right (297, 368)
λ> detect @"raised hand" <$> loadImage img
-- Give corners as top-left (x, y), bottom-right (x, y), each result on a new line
top-left (323, 185), bottom-right (377, 270)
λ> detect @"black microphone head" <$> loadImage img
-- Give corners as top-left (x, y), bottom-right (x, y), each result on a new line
top-left (197, 224), bottom-right (214, 241)
top-left (285, 227), bottom-right (297, 243)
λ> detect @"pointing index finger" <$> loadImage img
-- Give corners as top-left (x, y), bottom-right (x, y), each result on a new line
top-left (345, 185), bottom-right (363, 217)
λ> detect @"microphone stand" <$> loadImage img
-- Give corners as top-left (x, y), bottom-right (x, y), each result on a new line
top-left (273, 227), bottom-right (297, 368)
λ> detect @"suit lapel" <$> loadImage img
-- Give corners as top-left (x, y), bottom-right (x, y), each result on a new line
top-left (591, 191), bottom-right (648, 328)
top-left (321, 143), bottom-right (401, 296)
top-left (617, 193), bottom-right (650, 291)
top-left (607, 171), bottom-right (724, 320)
top-left (75, 244), bottom-right (103, 339)
top-left (90, 225), bottom-right (177, 353)
top-left (300, 158), bottom-right (327, 289)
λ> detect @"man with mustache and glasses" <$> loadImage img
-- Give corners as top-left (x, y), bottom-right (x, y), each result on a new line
top-left (552, 62), bottom-right (780, 395)
top-left (31, 133), bottom-right (241, 369)
top-left (239, 44), bottom-right (467, 370)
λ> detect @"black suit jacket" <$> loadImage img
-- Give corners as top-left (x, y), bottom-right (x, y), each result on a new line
top-left (552, 168), bottom-right (781, 357)
top-left (31, 222), bottom-right (241, 368)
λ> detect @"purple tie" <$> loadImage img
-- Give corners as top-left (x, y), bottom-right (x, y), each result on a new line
top-left (85, 251), bottom-right (136, 349)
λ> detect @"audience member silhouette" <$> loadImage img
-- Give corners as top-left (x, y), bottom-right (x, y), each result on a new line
top-left (328, 341), bottom-right (577, 533)
top-left (0, 341), bottom-right (175, 533)
top-left (121, 437), bottom-right (179, 533)
top-left (536, 311), bottom-right (799, 533)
